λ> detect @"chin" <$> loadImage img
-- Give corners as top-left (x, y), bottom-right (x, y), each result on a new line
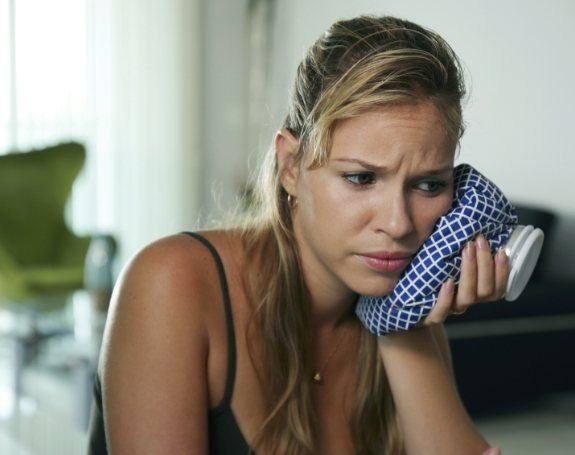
top-left (350, 275), bottom-right (400, 297)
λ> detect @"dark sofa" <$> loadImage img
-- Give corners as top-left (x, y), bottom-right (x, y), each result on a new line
top-left (444, 204), bottom-right (575, 416)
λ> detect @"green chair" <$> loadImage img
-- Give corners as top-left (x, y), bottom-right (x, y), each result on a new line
top-left (0, 142), bottom-right (92, 308)
top-left (0, 142), bottom-right (118, 413)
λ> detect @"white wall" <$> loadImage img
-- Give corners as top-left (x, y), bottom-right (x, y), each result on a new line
top-left (76, 0), bottom-right (203, 272)
top-left (261, 0), bottom-right (575, 280)
top-left (70, 0), bottom-right (574, 280)
top-left (198, 0), bottom-right (250, 225)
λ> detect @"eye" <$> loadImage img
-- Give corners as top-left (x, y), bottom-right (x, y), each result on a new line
top-left (417, 180), bottom-right (448, 194)
top-left (342, 172), bottom-right (376, 187)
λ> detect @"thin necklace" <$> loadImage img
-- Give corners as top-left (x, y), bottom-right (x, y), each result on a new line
top-left (312, 327), bottom-right (349, 384)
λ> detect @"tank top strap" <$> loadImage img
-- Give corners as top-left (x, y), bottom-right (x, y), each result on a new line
top-left (180, 231), bottom-right (237, 409)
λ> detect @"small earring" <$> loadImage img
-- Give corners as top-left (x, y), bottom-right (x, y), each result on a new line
top-left (287, 194), bottom-right (297, 207)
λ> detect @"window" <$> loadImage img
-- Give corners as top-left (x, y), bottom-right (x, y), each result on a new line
top-left (0, 0), bottom-right (88, 154)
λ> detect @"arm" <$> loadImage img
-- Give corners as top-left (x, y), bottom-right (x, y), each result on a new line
top-left (378, 327), bottom-right (490, 455)
top-left (99, 235), bottom-right (212, 454)
top-left (376, 235), bottom-right (507, 454)
top-left (430, 323), bottom-right (456, 386)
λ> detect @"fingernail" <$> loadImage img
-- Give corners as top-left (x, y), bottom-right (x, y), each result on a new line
top-left (496, 247), bottom-right (508, 264)
top-left (463, 241), bottom-right (476, 259)
top-left (476, 234), bottom-right (488, 250)
top-left (444, 277), bottom-right (455, 293)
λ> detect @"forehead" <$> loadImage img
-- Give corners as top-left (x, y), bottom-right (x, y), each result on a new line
top-left (327, 101), bottom-right (453, 164)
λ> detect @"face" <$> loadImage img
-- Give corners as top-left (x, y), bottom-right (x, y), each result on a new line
top-left (288, 101), bottom-right (455, 298)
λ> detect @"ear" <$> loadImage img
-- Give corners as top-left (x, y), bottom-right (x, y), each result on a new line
top-left (275, 128), bottom-right (301, 197)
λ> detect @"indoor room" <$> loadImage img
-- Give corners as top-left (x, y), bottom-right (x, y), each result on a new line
top-left (1, 0), bottom-right (574, 454)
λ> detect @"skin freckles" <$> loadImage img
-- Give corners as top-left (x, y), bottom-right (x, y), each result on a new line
top-left (276, 100), bottom-right (456, 331)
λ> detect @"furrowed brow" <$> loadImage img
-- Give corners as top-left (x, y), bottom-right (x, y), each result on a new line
top-left (333, 158), bottom-right (453, 177)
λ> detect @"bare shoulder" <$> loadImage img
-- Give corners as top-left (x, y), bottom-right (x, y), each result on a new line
top-left (107, 235), bottom-right (202, 319)
top-left (98, 231), bottom-right (231, 454)
top-left (125, 231), bottom-right (222, 288)
top-left (100, 230), bottom-right (236, 360)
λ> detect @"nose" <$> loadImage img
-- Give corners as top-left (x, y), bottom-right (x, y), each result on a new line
top-left (372, 189), bottom-right (415, 239)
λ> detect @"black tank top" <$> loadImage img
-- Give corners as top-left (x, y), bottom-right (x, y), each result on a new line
top-left (87, 231), bottom-right (252, 454)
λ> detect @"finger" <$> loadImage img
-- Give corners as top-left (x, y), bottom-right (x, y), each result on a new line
top-left (415, 278), bottom-right (455, 327)
top-left (455, 240), bottom-right (477, 308)
top-left (426, 278), bottom-right (455, 324)
top-left (475, 234), bottom-right (495, 300)
top-left (494, 247), bottom-right (510, 299)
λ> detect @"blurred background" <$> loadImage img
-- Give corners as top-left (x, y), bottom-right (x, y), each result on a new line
top-left (0, 0), bottom-right (574, 453)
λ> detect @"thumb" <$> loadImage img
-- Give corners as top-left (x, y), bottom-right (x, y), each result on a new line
top-left (481, 446), bottom-right (501, 455)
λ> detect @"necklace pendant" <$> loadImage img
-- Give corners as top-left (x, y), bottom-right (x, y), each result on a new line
top-left (313, 372), bottom-right (322, 383)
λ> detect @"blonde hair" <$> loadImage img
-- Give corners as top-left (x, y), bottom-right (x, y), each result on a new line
top-left (222, 14), bottom-right (467, 454)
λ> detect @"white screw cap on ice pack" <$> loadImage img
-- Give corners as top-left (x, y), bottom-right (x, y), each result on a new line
top-left (503, 225), bottom-right (545, 301)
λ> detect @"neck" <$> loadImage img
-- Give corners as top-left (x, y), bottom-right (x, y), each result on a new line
top-left (310, 296), bottom-right (358, 336)
top-left (296, 250), bottom-right (358, 336)
top-left (290, 222), bottom-right (360, 335)
top-left (301, 257), bottom-right (358, 334)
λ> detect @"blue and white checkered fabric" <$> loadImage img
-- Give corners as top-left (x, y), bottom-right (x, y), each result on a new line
top-left (355, 163), bottom-right (518, 336)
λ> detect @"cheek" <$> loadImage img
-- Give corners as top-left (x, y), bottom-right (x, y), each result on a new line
top-left (415, 193), bottom-right (453, 240)
top-left (303, 176), bottom-right (349, 222)
top-left (298, 176), bottom-right (363, 247)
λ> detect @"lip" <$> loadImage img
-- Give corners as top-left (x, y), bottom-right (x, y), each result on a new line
top-left (358, 254), bottom-right (412, 273)
top-left (362, 251), bottom-right (414, 260)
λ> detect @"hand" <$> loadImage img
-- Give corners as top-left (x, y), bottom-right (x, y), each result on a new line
top-left (482, 446), bottom-right (502, 455)
top-left (415, 233), bottom-right (509, 328)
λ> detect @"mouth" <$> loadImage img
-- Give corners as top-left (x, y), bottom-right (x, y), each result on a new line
top-left (357, 254), bottom-right (412, 273)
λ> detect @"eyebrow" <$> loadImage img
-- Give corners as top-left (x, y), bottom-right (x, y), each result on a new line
top-left (333, 158), bottom-right (453, 176)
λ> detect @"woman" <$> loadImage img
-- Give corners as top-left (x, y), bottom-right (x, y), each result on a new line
top-left (88, 15), bottom-right (506, 454)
